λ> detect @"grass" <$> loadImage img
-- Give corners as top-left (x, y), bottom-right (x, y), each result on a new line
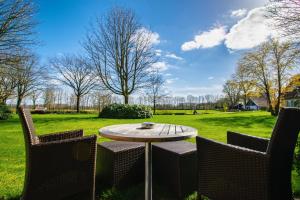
top-left (0, 110), bottom-right (299, 199)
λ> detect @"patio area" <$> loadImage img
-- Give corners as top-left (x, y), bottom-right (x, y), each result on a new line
top-left (0, 107), bottom-right (298, 200)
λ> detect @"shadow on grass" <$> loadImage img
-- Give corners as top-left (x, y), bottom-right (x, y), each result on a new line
top-left (96, 183), bottom-right (196, 200)
top-left (199, 115), bottom-right (276, 129)
top-left (0, 115), bottom-right (100, 130)
top-left (33, 115), bottom-right (99, 124)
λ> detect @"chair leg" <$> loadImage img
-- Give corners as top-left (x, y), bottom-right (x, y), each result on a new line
top-left (197, 194), bottom-right (205, 200)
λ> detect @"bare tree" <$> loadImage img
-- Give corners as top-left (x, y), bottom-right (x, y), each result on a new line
top-left (0, 64), bottom-right (17, 104)
top-left (146, 70), bottom-right (165, 114)
top-left (0, 0), bottom-right (37, 64)
top-left (84, 7), bottom-right (157, 104)
top-left (223, 79), bottom-right (241, 109)
top-left (49, 54), bottom-right (97, 113)
top-left (30, 90), bottom-right (41, 109)
top-left (43, 86), bottom-right (56, 110)
top-left (15, 54), bottom-right (43, 111)
top-left (92, 90), bottom-right (112, 113)
top-left (268, 0), bottom-right (300, 39)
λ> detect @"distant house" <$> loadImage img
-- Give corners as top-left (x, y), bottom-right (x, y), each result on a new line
top-left (284, 87), bottom-right (300, 108)
top-left (246, 97), bottom-right (269, 110)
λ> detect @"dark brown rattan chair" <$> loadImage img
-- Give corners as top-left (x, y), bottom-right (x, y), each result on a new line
top-left (18, 107), bottom-right (97, 200)
top-left (96, 141), bottom-right (145, 189)
top-left (153, 141), bottom-right (197, 199)
top-left (196, 107), bottom-right (300, 200)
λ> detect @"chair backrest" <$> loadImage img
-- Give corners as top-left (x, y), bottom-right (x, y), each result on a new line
top-left (18, 106), bottom-right (40, 146)
top-left (266, 107), bottom-right (300, 199)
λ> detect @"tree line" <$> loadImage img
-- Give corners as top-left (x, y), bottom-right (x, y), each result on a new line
top-left (223, 39), bottom-right (300, 116)
top-left (222, 0), bottom-right (300, 116)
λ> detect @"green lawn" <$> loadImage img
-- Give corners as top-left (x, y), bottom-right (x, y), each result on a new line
top-left (0, 110), bottom-right (299, 199)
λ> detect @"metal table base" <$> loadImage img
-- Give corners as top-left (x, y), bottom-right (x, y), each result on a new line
top-left (99, 124), bottom-right (197, 200)
top-left (145, 142), bottom-right (152, 200)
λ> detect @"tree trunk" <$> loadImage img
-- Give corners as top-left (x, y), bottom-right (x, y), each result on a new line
top-left (265, 91), bottom-right (275, 116)
top-left (16, 96), bottom-right (23, 114)
top-left (153, 98), bottom-right (156, 114)
top-left (243, 94), bottom-right (247, 110)
top-left (32, 99), bottom-right (36, 110)
top-left (124, 95), bottom-right (129, 104)
top-left (274, 93), bottom-right (281, 116)
top-left (0, 98), bottom-right (6, 105)
top-left (76, 95), bottom-right (80, 113)
top-left (274, 68), bottom-right (282, 116)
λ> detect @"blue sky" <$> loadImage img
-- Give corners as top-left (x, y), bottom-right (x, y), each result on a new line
top-left (35, 0), bottom-right (270, 96)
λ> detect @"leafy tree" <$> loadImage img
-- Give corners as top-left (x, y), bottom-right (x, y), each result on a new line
top-left (237, 40), bottom-right (300, 115)
top-left (241, 43), bottom-right (275, 114)
top-left (234, 61), bottom-right (255, 108)
top-left (268, 39), bottom-right (300, 114)
top-left (223, 79), bottom-right (241, 109)
top-left (285, 74), bottom-right (300, 92)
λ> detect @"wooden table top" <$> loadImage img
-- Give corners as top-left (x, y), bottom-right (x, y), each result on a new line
top-left (99, 123), bottom-right (198, 142)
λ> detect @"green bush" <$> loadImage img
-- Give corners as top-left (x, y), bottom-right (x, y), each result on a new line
top-left (0, 104), bottom-right (12, 120)
top-left (99, 104), bottom-right (152, 119)
top-left (294, 140), bottom-right (300, 176)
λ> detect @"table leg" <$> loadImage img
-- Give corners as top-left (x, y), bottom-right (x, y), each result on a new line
top-left (145, 142), bottom-right (152, 200)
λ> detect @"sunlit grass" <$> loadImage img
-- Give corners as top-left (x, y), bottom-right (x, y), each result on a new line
top-left (0, 110), bottom-right (299, 199)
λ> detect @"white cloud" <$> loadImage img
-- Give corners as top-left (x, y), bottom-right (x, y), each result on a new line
top-left (231, 9), bottom-right (247, 18)
top-left (208, 76), bottom-right (214, 80)
top-left (166, 79), bottom-right (173, 84)
top-left (148, 61), bottom-right (169, 72)
top-left (180, 6), bottom-right (288, 52)
top-left (165, 77), bottom-right (179, 84)
top-left (165, 53), bottom-right (183, 60)
top-left (136, 27), bottom-right (160, 45)
top-left (181, 26), bottom-right (227, 51)
top-left (155, 49), bottom-right (162, 56)
top-left (225, 7), bottom-right (279, 50)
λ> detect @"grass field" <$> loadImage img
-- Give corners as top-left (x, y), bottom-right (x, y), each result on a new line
top-left (0, 110), bottom-right (299, 199)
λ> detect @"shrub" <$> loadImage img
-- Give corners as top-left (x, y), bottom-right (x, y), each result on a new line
top-left (294, 140), bottom-right (300, 176)
top-left (99, 104), bottom-right (152, 119)
top-left (0, 104), bottom-right (12, 120)
top-left (31, 110), bottom-right (49, 114)
top-left (30, 110), bottom-right (97, 114)
top-left (174, 113), bottom-right (185, 115)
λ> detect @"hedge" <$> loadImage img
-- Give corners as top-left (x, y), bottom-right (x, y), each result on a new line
top-left (99, 104), bottom-right (152, 119)
top-left (0, 104), bottom-right (12, 120)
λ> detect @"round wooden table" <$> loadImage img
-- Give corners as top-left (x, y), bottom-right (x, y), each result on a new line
top-left (99, 123), bottom-right (197, 200)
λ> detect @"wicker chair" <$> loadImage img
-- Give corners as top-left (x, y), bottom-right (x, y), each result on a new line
top-left (18, 107), bottom-right (97, 200)
top-left (196, 107), bottom-right (300, 200)
top-left (96, 141), bottom-right (145, 189)
top-left (153, 141), bottom-right (197, 200)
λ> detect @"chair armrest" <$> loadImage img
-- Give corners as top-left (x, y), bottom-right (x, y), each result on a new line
top-left (38, 129), bottom-right (84, 143)
top-left (227, 131), bottom-right (269, 152)
top-left (196, 136), bottom-right (270, 200)
top-left (30, 135), bottom-right (97, 199)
